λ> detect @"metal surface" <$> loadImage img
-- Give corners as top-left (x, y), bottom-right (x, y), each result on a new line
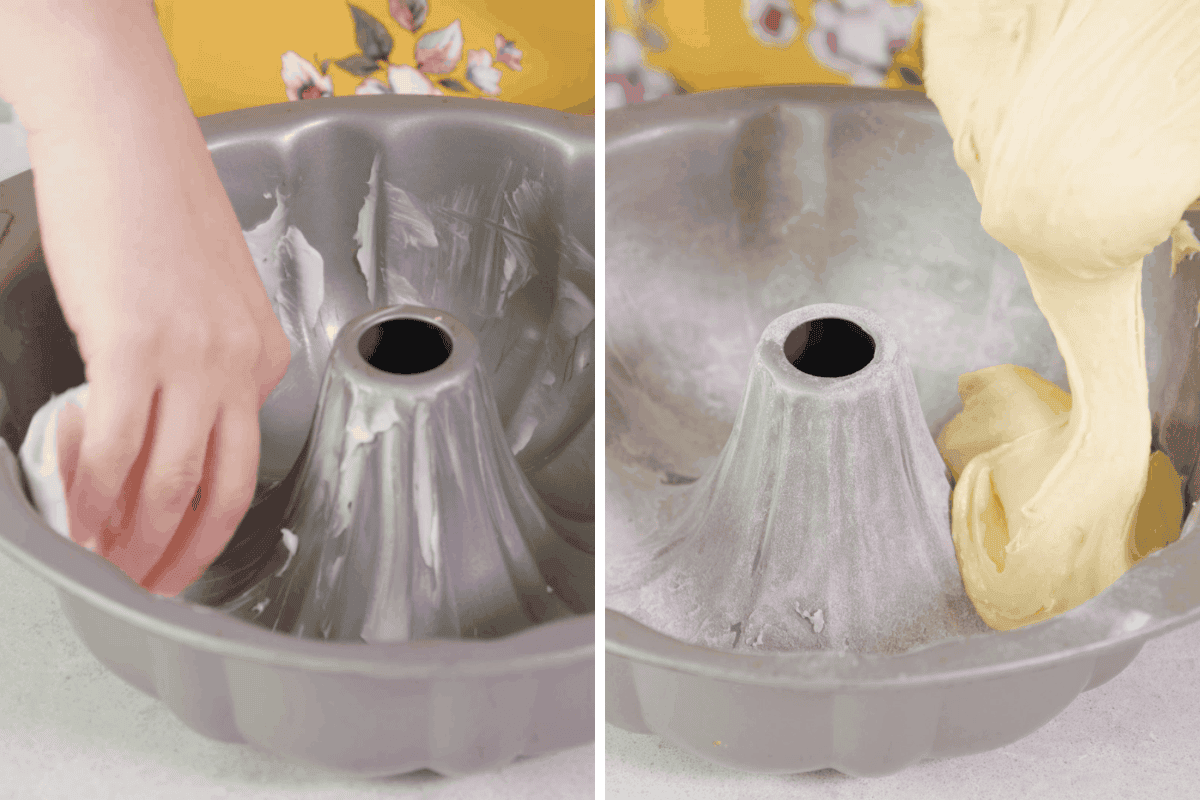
top-left (608, 303), bottom-right (989, 655)
top-left (0, 95), bottom-right (593, 777)
top-left (605, 86), bottom-right (1200, 776)
top-left (185, 305), bottom-right (579, 642)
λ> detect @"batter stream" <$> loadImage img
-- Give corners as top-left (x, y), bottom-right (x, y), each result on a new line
top-left (923, 0), bottom-right (1200, 629)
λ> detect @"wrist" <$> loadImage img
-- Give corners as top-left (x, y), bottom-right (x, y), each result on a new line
top-left (0, 0), bottom-right (179, 136)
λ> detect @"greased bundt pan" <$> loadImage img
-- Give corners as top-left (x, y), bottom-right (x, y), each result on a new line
top-left (605, 86), bottom-right (1200, 777)
top-left (0, 95), bottom-right (593, 777)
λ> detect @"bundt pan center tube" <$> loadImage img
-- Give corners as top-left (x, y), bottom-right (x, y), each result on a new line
top-left (607, 303), bottom-right (989, 655)
top-left (181, 304), bottom-right (577, 643)
top-left (0, 94), bottom-right (594, 778)
top-left (605, 85), bottom-right (1200, 778)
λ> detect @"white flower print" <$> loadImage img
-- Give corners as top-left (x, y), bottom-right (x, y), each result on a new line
top-left (808, 0), bottom-right (921, 86)
top-left (387, 64), bottom-right (445, 96)
top-left (465, 48), bottom-right (502, 95)
top-left (743, 0), bottom-right (800, 47)
top-left (495, 34), bottom-right (523, 71)
top-left (389, 0), bottom-right (428, 32)
top-left (280, 51), bottom-right (334, 101)
top-left (605, 27), bottom-right (682, 109)
top-left (606, 81), bottom-right (628, 110)
top-left (415, 19), bottom-right (464, 74)
top-left (606, 30), bottom-right (643, 74)
top-left (355, 77), bottom-right (390, 95)
top-left (640, 65), bottom-right (678, 102)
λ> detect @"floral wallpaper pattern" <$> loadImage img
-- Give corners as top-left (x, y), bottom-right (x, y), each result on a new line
top-left (808, 0), bottom-right (921, 87)
top-left (606, 0), bottom-right (924, 110)
top-left (280, 3), bottom-right (524, 103)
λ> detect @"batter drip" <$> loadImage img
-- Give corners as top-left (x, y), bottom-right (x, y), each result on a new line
top-left (923, 0), bottom-right (1200, 629)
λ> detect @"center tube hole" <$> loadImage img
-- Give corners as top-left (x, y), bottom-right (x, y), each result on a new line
top-left (783, 318), bottom-right (875, 378)
top-left (358, 318), bottom-right (453, 375)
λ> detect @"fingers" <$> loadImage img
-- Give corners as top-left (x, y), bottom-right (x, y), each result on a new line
top-left (65, 374), bottom-right (155, 549)
top-left (255, 339), bottom-right (291, 409)
top-left (54, 399), bottom-right (90, 547)
top-left (254, 319), bottom-right (292, 410)
top-left (60, 317), bottom-right (283, 592)
top-left (104, 380), bottom-right (219, 586)
top-left (144, 392), bottom-right (260, 597)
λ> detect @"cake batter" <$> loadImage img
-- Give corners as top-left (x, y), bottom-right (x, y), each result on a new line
top-left (923, 0), bottom-right (1200, 630)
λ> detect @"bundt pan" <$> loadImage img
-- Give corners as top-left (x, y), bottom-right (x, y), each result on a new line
top-left (605, 85), bottom-right (1200, 777)
top-left (0, 95), bottom-right (593, 777)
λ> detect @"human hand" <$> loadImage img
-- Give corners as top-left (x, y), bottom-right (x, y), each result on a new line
top-left (35, 117), bottom-right (291, 595)
top-left (34, 115), bottom-right (292, 596)
top-left (13, 10), bottom-right (292, 597)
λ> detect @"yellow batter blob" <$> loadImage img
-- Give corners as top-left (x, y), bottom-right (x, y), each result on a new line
top-left (936, 365), bottom-right (1070, 482)
top-left (937, 365), bottom-right (1183, 625)
top-left (1131, 450), bottom-right (1185, 562)
top-left (1170, 220), bottom-right (1200, 278)
top-left (921, 0), bottom-right (1200, 630)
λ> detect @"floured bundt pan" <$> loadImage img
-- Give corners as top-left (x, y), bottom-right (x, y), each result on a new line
top-left (608, 303), bottom-right (988, 655)
top-left (606, 86), bottom-right (1200, 777)
top-left (0, 95), bottom-right (593, 777)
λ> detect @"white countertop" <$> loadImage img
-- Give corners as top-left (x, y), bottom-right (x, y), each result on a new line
top-left (0, 543), bottom-right (594, 800)
top-left (605, 618), bottom-right (1200, 799)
